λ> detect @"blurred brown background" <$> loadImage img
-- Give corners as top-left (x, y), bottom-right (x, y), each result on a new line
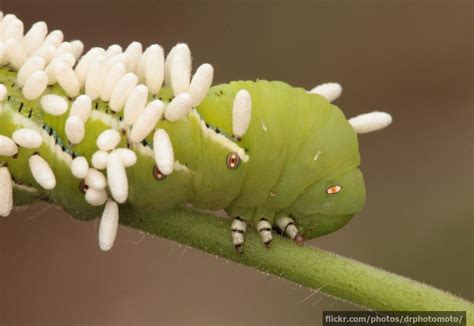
top-left (0, 0), bottom-right (472, 325)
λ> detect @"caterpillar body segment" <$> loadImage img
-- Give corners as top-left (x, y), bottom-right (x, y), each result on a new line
top-left (0, 12), bottom-right (392, 252)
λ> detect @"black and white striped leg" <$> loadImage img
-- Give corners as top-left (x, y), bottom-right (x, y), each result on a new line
top-left (276, 217), bottom-right (304, 246)
top-left (231, 217), bottom-right (246, 254)
top-left (257, 219), bottom-right (273, 247)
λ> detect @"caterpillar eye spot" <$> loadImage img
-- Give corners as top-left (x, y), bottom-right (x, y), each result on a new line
top-left (79, 180), bottom-right (88, 194)
top-left (326, 185), bottom-right (342, 195)
top-left (226, 152), bottom-right (240, 170)
top-left (153, 165), bottom-right (167, 181)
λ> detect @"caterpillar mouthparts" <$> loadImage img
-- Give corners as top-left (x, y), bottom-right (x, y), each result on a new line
top-left (0, 11), bottom-right (391, 253)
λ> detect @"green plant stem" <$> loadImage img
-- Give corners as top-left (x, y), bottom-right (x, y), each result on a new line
top-left (119, 206), bottom-right (474, 317)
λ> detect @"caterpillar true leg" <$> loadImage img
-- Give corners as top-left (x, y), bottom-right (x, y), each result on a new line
top-left (276, 217), bottom-right (305, 246)
top-left (231, 217), bottom-right (246, 254)
top-left (256, 218), bottom-right (273, 248)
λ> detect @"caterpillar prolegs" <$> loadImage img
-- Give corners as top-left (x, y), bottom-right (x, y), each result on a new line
top-left (0, 12), bottom-right (392, 252)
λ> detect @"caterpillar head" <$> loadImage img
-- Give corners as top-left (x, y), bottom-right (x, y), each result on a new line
top-left (289, 86), bottom-right (392, 240)
top-left (288, 167), bottom-right (366, 240)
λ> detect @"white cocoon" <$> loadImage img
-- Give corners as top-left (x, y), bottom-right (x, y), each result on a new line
top-left (71, 156), bottom-right (89, 179)
top-left (124, 41), bottom-right (142, 73)
top-left (106, 152), bottom-right (128, 204)
top-left (309, 82), bottom-right (342, 102)
top-left (189, 63), bottom-right (213, 107)
top-left (85, 168), bottom-right (107, 190)
top-left (232, 89), bottom-right (252, 138)
top-left (123, 84), bottom-right (148, 126)
top-left (98, 200), bottom-right (119, 251)
top-left (91, 150), bottom-right (109, 170)
top-left (17, 56), bottom-right (45, 87)
top-left (0, 84), bottom-right (7, 100)
top-left (153, 129), bottom-right (174, 175)
top-left (40, 94), bottom-right (68, 115)
top-left (65, 116), bottom-right (85, 144)
top-left (43, 30), bottom-right (64, 47)
top-left (6, 38), bottom-right (27, 69)
top-left (85, 54), bottom-right (106, 100)
top-left (129, 100), bottom-right (164, 143)
top-left (29, 154), bottom-right (56, 190)
top-left (145, 44), bottom-right (164, 95)
top-left (96, 129), bottom-right (121, 151)
top-left (22, 70), bottom-right (48, 100)
top-left (0, 167), bottom-right (13, 217)
top-left (0, 135), bottom-right (18, 157)
top-left (114, 148), bottom-right (137, 167)
top-left (55, 62), bottom-right (80, 97)
top-left (170, 43), bottom-right (192, 95)
top-left (100, 62), bottom-right (127, 102)
top-left (12, 128), bottom-right (43, 149)
top-left (69, 94), bottom-right (92, 122)
top-left (85, 187), bottom-right (107, 206)
top-left (348, 111), bottom-right (393, 134)
top-left (22, 21), bottom-right (48, 54)
top-left (164, 92), bottom-right (192, 121)
top-left (109, 73), bottom-right (138, 112)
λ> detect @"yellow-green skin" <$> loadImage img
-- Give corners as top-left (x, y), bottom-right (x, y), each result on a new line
top-left (0, 67), bottom-right (365, 240)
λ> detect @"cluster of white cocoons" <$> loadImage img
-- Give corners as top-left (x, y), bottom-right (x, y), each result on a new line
top-left (0, 125), bottom-right (56, 193)
top-left (77, 128), bottom-right (137, 208)
top-left (2, 12), bottom-right (219, 251)
top-left (89, 135), bottom-right (139, 250)
top-left (0, 12), bottom-right (214, 154)
top-left (0, 13), bottom-right (83, 104)
top-left (0, 114), bottom-right (57, 196)
top-left (0, 82), bottom-right (13, 216)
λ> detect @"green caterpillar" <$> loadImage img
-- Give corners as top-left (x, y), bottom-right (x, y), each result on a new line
top-left (0, 12), bottom-right (392, 252)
